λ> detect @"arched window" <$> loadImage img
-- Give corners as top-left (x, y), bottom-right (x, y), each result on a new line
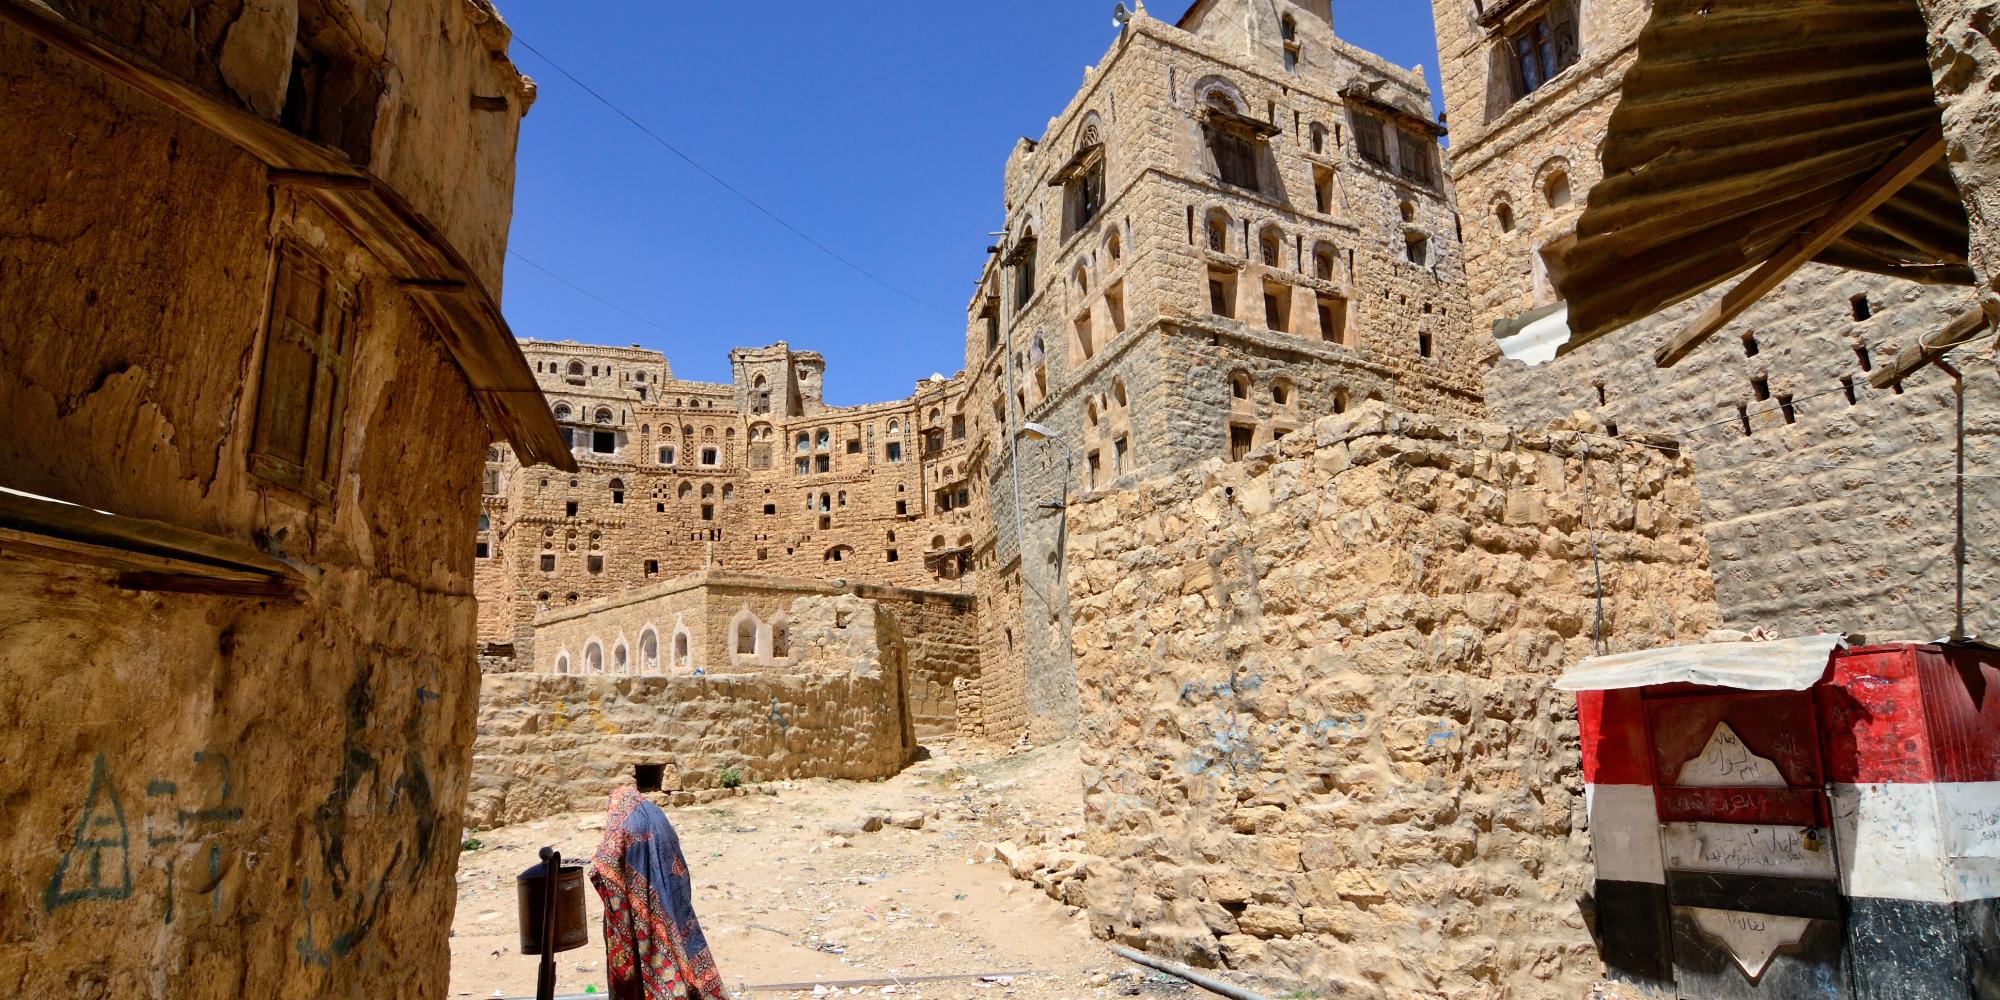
top-left (1273, 379), bottom-right (1294, 406)
top-left (824, 545), bottom-right (851, 563)
top-left (678, 481), bottom-right (693, 499)
top-left (583, 641), bottom-right (604, 674)
top-left (1073, 262), bottom-right (1090, 296)
top-left (568, 361), bottom-right (584, 376)
top-left (1280, 14), bottom-right (1297, 41)
top-left (1113, 379), bottom-right (1128, 409)
top-left (639, 629), bottom-right (659, 672)
top-left (1544, 171), bottom-right (1572, 208)
top-left (552, 403), bottom-right (572, 422)
top-left (554, 652), bottom-right (570, 675)
top-left (1495, 201), bottom-right (1516, 232)
top-left (887, 419), bottom-right (900, 436)
top-left (594, 407), bottom-right (614, 424)
top-left (733, 610), bottom-right (759, 656)
top-left (609, 478), bottom-right (625, 505)
top-left (815, 429), bottom-right (830, 449)
top-left (1205, 209), bottom-right (1231, 253)
top-left (672, 629), bottom-right (690, 669)
top-left (1310, 123), bottom-right (1327, 154)
top-left (796, 432), bottom-right (811, 453)
top-left (1230, 372), bottom-right (1251, 399)
top-left (613, 642), bottom-right (629, 675)
top-left (478, 513), bottom-right (490, 531)
top-left (1259, 227), bottom-right (1282, 266)
top-left (1314, 246), bottom-right (1335, 280)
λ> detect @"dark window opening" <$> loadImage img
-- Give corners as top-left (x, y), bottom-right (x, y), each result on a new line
top-left (634, 764), bottom-right (665, 793)
top-left (565, 501), bottom-right (578, 518)
top-left (1742, 333), bottom-right (1760, 357)
top-left (1397, 131), bottom-right (1436, 186)
top-left (1353, 116), bottom-right (1388, 168)
top-left (592, 430), bottom-right (616, 454)
top-left (644, 559), bottom-right (659, 576)
top-left (1855, 344), bottom-right (1874, 371)
top-left (1751, 376), bottom-right (1771, 401)
top-left (1418, 332), bottom-right (1433, 358)
top-left (1842, 377), bottom-right (1858, 405)
top-left (701, 504), bottom-right (714, 521)
top-left (1851, 294), bottom-right (1872, 321)
top-left (764, 503), bottom-right (777, 515)
top-left (1603, 422), bottom-right (1619, 437)
top-left (1405, 234), bottom-right (1429, 265)
top-left (887, 550), bottom-right (900, 562)
top-left (587, 555), bottom-right (604, 575)
top-left (1230, 424), bottom-right (1256, 463)
top-left (1778, 395), bottom-right (1797, 424)
top-left (1317, 296), bottom-right (1348, 344)
top-left (475, 540), bottom-right (490, 559)
top-left (1206, 126), bottom-right (1260, 191)
top-left (1595, 383), bottom-right (1608, 406)
top-left (816, 454), bottom-right (832, 473)
top-left (540, 554), bottom-right (556, 572)
top-left (1509, 14), bottom-right (1578, 101)
top-left (896, 500), bottom-right (909, 516)
top-left (952, 415), bottom-right (966, 439)
top-left (1209, 272), bottom-right (1236, 318)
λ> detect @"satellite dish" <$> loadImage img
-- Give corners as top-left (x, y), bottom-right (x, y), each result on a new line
top-left (1113, 3), bottom-right (1132, 27)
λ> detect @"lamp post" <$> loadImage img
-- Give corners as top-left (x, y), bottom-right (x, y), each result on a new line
top-left (1019, 421), bottom-right (1079, 595)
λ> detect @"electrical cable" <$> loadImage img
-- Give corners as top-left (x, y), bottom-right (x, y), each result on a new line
top-left (511, 36), bottom-right (956, 318)
top-left (506, 250), bottom-right (728, 349)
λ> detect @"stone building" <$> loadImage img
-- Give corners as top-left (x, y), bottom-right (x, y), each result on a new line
top-left (0, 1), bottom-right (560, 997)
top-left (960, 0), bottom-right (1486, 745)
top-left (1432, 0), bottom-right (1996, 641)
top-left (477, 339), bottom-right (979, 667)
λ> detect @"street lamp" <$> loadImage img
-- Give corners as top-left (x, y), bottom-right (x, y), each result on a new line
top-left (1017, 422), bottom-right (1080, 592)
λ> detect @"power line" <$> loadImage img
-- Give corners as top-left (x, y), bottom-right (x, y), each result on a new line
top-left (511, 35), bottom-right (957, 318)
top-left (506, 250), bottom-right (727, 349)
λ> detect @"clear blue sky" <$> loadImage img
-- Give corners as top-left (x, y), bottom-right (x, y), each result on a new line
top-left (499, 2), bottom-right (1444, 406)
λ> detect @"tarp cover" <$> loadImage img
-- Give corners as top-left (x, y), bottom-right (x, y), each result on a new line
top-left (1555, 634), bottom-right (1844, 692)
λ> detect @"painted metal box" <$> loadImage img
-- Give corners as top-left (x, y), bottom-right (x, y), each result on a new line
top-left (1569, 641), bottom-right (2000, 999)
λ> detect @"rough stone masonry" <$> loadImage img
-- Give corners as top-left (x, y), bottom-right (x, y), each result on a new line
top-left (1064, 405), bottom-right (1720, 997)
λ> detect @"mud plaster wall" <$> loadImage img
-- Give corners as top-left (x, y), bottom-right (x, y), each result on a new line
top-left (0, 5), bottom-right (521, 997)
top-left (1063, 406), bottom-right (1719, 998)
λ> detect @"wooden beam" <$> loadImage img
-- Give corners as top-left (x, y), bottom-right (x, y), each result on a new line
top-left (1655, 126), bottom-right (1946, 367)
top-left (1869, 304), bottom-right (1990, 388)
top-left (269, 169), bottom-right (372, 190)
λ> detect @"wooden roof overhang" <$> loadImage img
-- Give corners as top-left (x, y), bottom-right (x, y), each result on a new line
top-left (0, 0), bottom-right (577, 471)
top-left (1342, 84), bottom-right (1449, 139)
top-left (1047, 143), bottom-right (1105, 188)
top-left (1551, 0), bottom-right (1984, 368)
top-left (1195, 104), bottom-right (1284, 139)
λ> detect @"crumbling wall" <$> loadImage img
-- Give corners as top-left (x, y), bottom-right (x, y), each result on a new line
top-left (1064, 406), bottom-right (1718, 997)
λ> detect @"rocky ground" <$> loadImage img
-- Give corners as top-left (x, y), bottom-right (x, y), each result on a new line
top-left (447, 740), bottom-right (1204, 1000)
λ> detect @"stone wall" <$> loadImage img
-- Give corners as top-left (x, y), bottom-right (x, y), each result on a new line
top-left (1063, 405), bottom-right (1719, 997)
top-left (468, 594), bottom-right (916, 828)
top-left (0, 1), bottom-right (532, 996)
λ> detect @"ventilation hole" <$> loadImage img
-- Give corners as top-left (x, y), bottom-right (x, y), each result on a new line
top-left (1851, 294), bottom-right (1872, 321)
top-left (1604, 421), bottom-right (1620, 437)
top-left (1742, 333), bottom-right (1759, 357)
top-left (1737, 403), bottom-right (1752, 436)
top-left (634, 764), bottom-right (664, 793)
top-left (1778, 394), bottom-right (1796, 424)
top-left (1595, 383), bottom-right (1607, 406)
top-left (1750, 376), bottom-right (1771, 401)
top-left (1855, 344), bottom-right (1873, 371)
top-left (1842, 377), bottom-right (1857, 405)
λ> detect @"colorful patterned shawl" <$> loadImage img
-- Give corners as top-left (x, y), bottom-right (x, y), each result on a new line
top-left (588, 787), bottom-right (726, 1000)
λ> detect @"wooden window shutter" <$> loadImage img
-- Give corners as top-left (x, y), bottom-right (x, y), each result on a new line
top-left (249, 242), bottom-right (357, 504)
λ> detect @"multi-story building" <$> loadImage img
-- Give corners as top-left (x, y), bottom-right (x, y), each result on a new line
top-left (1432, 0), bottom-right (1994, 641)
top-left (964, 0), bottom-right (1485, 741)
top-left (478, 340), bottom-right (979, 666)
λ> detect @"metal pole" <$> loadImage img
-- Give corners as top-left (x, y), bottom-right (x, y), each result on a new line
top-left (537, 847), bottom-right (560, 1000)
top-left (1936, 358), bottom-right (1968, 642)
top-left (1110, 946), bottom-right (1275, 1000)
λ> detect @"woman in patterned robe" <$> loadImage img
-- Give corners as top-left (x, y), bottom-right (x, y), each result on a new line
top-left (588, 787), bottom-right (727, 1000)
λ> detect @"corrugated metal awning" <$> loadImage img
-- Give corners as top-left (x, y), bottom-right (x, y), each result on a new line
top-left (1554, 0), bottom-right (1975, 354)
top-left (1555, 634), bottom-right (1844, 692)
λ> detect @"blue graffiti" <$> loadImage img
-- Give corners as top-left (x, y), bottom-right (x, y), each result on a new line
top-left (1425, 722), bottom-right (1456, 747)
top-left (45, 754), bottom-right (132, 911)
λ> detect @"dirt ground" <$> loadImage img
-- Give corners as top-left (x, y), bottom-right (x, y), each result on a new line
top-left (447, 740), bottom-right (1182, 1000)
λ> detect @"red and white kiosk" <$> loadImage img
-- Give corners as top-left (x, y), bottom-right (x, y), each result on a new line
top-left (1561, 636), bottom-right (2000, 998)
